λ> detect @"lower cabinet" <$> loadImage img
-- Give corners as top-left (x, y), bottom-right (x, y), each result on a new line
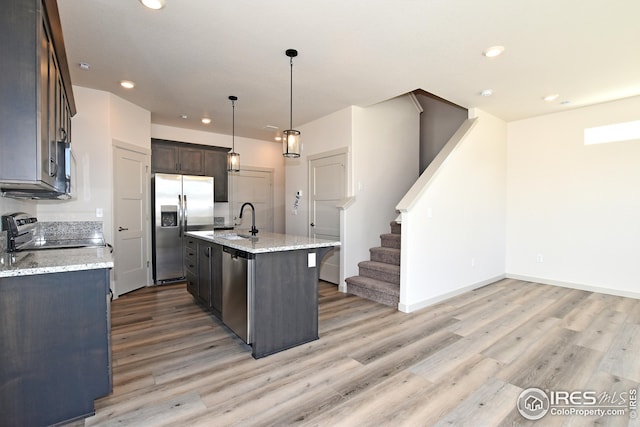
top-left (0, 268), bottom-right (112, 427)
top-left (198, 243), bottom-right (211, 307)
top-left (184, 236), bottom-right (198, 297)
top-left (186, 237), bottom-right (222, 318)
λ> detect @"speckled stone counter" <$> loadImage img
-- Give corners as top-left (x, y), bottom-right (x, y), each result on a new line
top-left (0, 247), bottom-right (114, 278)
top-left (186, 229), bottom-right (340, 253)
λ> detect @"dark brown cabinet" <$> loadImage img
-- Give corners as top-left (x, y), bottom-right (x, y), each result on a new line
top-left (186, 237), bottom-right (223, 318)
top-left (151, 140), bottom-right (204, 175)
top-left (184, 236), bottom-right (198, 297)
top-left (0, 0), bottom-right (75, 194)
top-left (151, 141), bottom-right (180, 173)
top-left (204, 148), bottom-right (229, 202)
top-left (0, 269), bottom-right (111, 426)
top-left (198, 244), bottom-right (212, 307)
top-left (179, 146), bottom-right (205, 175)
top-left (151, 139), bottom-right (229, 201)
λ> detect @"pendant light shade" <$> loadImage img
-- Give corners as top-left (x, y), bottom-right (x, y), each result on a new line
top-left (227, 96), bottom-right (240, 172)
top-left (283, 49), bottom-right (301, 158)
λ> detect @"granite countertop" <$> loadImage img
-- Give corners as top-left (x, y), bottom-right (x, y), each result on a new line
top-left (0, 247), bottom-right (114, 278)
top-left (186, 230), bottom-right (340, 254)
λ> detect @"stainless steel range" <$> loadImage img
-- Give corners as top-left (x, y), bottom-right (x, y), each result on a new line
top-left (1, 212), bottom-right (106, 252)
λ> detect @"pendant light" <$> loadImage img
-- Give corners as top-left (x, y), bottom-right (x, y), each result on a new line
top-left (283, 49), bottom-right (301, 158)
top-left (227, 96), bottom-right (240, 172)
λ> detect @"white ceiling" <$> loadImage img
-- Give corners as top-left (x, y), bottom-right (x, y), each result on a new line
top-left (57, 0), bottom-right (640, 142)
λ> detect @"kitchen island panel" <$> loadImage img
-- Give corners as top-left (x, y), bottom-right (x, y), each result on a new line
top-left (252, 247), bottom-right (333, 359)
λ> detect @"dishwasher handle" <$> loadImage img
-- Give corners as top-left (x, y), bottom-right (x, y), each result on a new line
top-left (222, 246), bottom-right (253, 259)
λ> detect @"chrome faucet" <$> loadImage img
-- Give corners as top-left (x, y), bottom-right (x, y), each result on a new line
top-left (239, 202), bottom-right (258, 236)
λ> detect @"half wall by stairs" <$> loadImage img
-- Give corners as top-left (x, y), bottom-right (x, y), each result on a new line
top-left (345, 221), bottom-right (400, 307)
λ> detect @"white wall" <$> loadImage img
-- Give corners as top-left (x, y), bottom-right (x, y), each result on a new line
top-left (37, 86), bottom-right (150, 250)
top-left (285, 107), bottom-right (354, 237)
top-left (151, 124), bottom-right (285, 233)
top-left (506, 96), bottom-right (640, 297)
top-left (284, 96), bottom-right (420, 286)
top-left (398, 109), bottom-right (507, 312)
top-left (348, 96), bottom-right (421, 279)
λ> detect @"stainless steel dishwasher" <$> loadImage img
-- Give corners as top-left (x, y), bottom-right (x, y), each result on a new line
top-left (222, 246), bottom-right (254, 343)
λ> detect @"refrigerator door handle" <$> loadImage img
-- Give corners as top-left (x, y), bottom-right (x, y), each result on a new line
top-left (178, 194), bottom-right (183, 237)
top-left (184, 194), bottom-right (188, 231)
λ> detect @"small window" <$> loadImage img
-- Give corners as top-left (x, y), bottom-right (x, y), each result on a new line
top-left (584, 120), bottom-right (640, 145)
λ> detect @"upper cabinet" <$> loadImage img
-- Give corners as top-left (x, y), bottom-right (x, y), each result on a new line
top-left (151, 140), bottom-right (204, 175)
top-left (151, 139), bottom-right (229, 202)
top-left (0, 0), bottom-right (76, 196)
top-left (203, 149), bottom-right (229, 203)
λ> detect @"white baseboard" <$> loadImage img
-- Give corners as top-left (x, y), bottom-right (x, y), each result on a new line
top-left (398, 274), bottom-right (506, 313)
top-left (505, 274), bottom-right (640, 300)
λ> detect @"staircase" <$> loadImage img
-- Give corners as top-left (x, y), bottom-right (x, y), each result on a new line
top-left (345, 221), bottom-right (400, 307)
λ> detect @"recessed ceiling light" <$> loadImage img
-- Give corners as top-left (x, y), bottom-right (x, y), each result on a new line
top-left (482, 46), bottom-right (505, 58)
top-left (120, 80), bottom-right (135, 89)
top-left (480, 89), bottom-right (493, 97)
top-left (180, 115), bottom-right (188, 119)
top-left (79, 62), bottom-right (90, 70)
top-left (139, 0), bottom-right (166, 10)
top-left (201, 118), bottom-right (211, 124)
top-left (560, 100), bottom-right (571, 105)
top-left (543, 94), bottom-right (560, 102)
top-left (274, 136), bottom-right (282, 141)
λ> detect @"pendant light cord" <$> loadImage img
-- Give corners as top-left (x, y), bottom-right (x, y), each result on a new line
top-left (289, 55), bottom-right (294, 130)
top-left (232, 99), bottom-right (235, 151)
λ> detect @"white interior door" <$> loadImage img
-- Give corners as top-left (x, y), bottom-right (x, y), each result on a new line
top-left (309, 153), bottom-right (346, 284)
top-left (230, 168), bottom-right (273, 233)
top-left (113, 143), bottom-right (149, 296)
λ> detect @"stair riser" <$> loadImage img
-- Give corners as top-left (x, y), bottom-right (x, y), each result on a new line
top-left (390, 222), bottom-right (401, 235)
top-left (359, 266), bottom-right (400, 285)
top-left (380, 235), bottom-right (400, 249)
top-left (346, 283), bottom-right (399, 307)
top-left (370, 250), bottom-right (400, 265)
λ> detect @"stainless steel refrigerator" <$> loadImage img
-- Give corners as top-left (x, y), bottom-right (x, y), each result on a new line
top-left (152, 173), bottom-right (214, 283)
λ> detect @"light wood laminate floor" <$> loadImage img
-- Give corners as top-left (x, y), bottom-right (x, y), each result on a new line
top-left (66, 279), bottom-right (640, 426)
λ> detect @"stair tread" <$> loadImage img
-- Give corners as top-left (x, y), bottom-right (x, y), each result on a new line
top-left (380, 233), bottom-right (400, 239)
top-left (370, 246), bottom-right (400, 253)
top-left (345, 275), bottom-right (400, 296)
top-left (358, 260), bottom-right (400, 273)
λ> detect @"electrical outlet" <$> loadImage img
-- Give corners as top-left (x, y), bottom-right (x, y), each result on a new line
top-left (536, 254), bottom-right (544, 263)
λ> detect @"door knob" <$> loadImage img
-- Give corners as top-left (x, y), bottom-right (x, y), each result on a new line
top-left (118, 226), bottom-right (129, 232)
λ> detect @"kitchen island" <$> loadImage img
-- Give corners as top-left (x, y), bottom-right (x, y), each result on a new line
top-left (0, 247), bottom-right (114, 426)
top-left (185, 230), bottom-right (340, 358)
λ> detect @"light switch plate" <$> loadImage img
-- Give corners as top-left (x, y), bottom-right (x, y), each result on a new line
top-left (308, 252), bottom-right (316, 268)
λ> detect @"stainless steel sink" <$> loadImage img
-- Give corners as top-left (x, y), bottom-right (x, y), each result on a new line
top-left (220, 234), bottom-right (247, 240)
top-left (217, 233), bottom-right (252, 240)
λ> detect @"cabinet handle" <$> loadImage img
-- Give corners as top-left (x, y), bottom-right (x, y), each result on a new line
top-left (310, 222), bottom-right (315, 227)
top-left (118, 226), bottom-right (129, 232)
top-left (60, 127), bottom-right (67, 142)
